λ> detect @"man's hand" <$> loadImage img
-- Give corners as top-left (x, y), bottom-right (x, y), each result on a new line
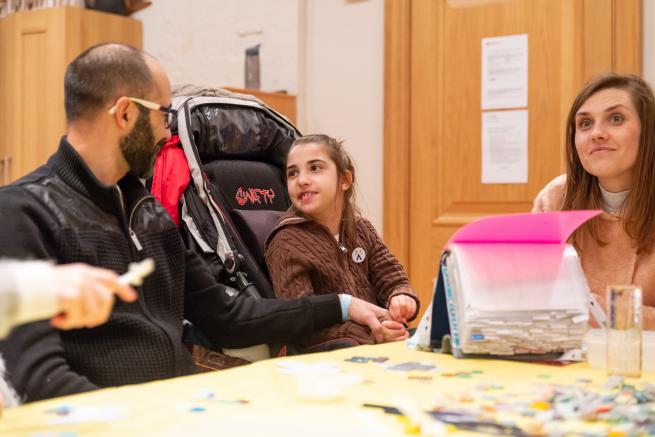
top-left (347, 297), bottom-right (390, 343)
top-left (388, 294), bottom-right (417, 324)
top-left (381, 320), bottom-right (409, 343)
top-left (51, 264), bottom-right (137, 330)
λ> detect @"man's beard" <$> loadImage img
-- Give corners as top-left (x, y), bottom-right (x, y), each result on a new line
top-left (119, 109), bottom-right (165, 179)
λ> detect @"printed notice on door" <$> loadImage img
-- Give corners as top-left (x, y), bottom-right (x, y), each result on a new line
top-left (481, 110), bottom-right (528, 184)
top-left (481, 34), bottom-right (528, 110)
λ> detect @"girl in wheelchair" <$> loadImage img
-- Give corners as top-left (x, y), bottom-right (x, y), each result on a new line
top-left (265, 134), bottom-right (419, 352)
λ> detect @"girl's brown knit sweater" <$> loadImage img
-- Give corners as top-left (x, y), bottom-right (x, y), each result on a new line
top-left (264, 213), bottom-right (419, 348)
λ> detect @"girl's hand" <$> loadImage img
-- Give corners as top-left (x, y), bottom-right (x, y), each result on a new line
top-left (388, 295), bottom-right (417, 324)
top-left (381, 320), bottom-right (409, 343)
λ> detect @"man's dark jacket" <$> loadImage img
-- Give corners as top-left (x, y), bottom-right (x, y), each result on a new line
top-left (0, 138), bottom-right (341, 402)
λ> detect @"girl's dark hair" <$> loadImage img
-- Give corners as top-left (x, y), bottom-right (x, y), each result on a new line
top-left (287, 134), bottom-right (360, 246)
top-left (563, 72), bottom-right (655, 253)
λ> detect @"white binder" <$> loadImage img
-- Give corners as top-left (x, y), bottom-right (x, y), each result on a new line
top-left (410, 210), bottom-right (605, 358)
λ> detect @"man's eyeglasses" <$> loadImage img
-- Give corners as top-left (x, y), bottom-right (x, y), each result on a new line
top-left (108, 97), bottom-right (177, 129)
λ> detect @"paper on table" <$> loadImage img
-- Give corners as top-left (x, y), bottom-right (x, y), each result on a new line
top-left (47, 405), bottom-right (127, 425)
top-left (447, 210), bottom-right (600, 287)
top-left (449, 210), bottom-right (602, 244)
top-left (441, 211), bottom-right (599, 355)
top-left (454, 243), bottom-right (565, 284)
top-left (445, 245), bottom-right (590, 355)
top-left (452, 244), bottom-right (590, 312)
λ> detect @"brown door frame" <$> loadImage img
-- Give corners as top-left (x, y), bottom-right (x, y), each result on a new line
top-left (383, 0), bottom-right (411, 269)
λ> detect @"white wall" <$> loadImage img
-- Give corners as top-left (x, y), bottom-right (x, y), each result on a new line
top-left (135, 0), bottom-right (299, 93)
top-left (133, 1), bottom-right (654, 236)
top-left (137, 0), bottom-right (386, 232)
top-left (645, 0), bottom-right (655, 87)
top-left (300, 0), bottom-right (384, 231)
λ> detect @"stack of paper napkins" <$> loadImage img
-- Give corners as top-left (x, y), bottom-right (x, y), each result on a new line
top-left (415, 210), bottom-right (603, 357)
top-left (445, 243), bottom-right (591, 355)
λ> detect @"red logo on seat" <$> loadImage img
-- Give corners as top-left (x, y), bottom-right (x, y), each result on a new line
top-left (235, 187), bottom-right (276, 206)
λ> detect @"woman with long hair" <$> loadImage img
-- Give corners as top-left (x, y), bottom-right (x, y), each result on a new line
top-left (533, 72), bottom-right (655, 328)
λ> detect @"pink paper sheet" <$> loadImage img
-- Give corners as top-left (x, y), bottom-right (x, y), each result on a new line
top-left (448, 210), bottom-right (602, 282)
top-left (449, 210), bottom-right (602, 244)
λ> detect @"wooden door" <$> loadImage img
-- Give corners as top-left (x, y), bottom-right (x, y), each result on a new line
top-left (384, 0), bottom-right (642, 320)
top-left (0, 12), bottom-right (17, 186)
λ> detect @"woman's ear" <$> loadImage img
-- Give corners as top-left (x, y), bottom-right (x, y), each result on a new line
top-left (341, 170), bottom-right (353, 191)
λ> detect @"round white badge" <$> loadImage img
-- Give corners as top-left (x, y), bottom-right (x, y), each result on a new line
top-left (351, 247), bottom-right (366, 263)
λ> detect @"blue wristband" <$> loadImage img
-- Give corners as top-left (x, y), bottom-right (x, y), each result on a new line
top-left (339, 293), bottom-right (351, 322)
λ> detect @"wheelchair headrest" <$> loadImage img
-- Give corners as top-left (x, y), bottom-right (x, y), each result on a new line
top-left (203, 160), bottom-right (290, 212)
top-left (172, 92), bottom-right (300, 168)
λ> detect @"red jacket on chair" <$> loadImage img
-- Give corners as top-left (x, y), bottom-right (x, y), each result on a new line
top-left (151, 135), bottom-right (190, 226)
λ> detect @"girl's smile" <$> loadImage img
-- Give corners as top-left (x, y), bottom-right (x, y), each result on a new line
top-left (298, 191), bottom-right (318, 204)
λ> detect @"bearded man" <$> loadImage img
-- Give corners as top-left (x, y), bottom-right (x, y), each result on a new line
top-left (0, 43), bottom-right (388, 403)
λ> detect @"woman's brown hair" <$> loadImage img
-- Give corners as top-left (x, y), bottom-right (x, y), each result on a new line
top-left (563, 72), bottom-right (655, 253)
top-left (286, 134), bottom-right (361, 246)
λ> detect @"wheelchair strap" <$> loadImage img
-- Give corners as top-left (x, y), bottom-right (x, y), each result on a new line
top-left (175, 97), bottom-right (235, 271)
top-left (180, 196), bottom-right (213, 254)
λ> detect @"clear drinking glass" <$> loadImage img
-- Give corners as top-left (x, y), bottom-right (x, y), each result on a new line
top-left (606, 285), bottom-right (642, 377)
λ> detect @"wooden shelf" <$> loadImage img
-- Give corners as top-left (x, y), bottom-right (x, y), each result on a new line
top-left (222, 87), bottom-right (297, 124)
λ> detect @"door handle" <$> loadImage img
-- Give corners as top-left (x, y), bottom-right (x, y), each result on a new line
top-left (0, 157), bottom-right (4, 185)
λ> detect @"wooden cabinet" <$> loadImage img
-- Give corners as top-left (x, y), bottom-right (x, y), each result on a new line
top-left (0, 6), bottom-right (142, 185)
top-left (223, 87), bottom-right (297, 124)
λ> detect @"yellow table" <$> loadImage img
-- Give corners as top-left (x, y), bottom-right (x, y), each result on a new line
top-left (1, 342), bottom-right (653, 436)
